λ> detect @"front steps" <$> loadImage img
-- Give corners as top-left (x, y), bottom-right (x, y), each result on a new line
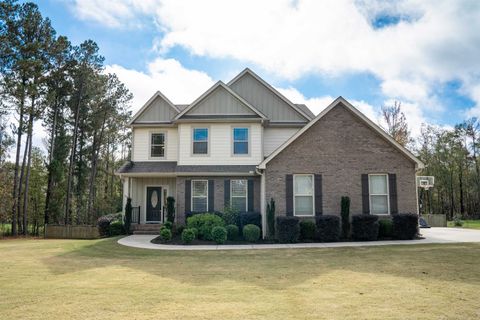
top-left (131, 224), bottom-right (161, 235)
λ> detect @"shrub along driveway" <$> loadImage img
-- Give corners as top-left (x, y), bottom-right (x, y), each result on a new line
top-left (1, 237), bottom-right (480, 319)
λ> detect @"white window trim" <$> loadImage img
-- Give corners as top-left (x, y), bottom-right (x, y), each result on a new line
top-left (230, 179), bottom-right (248, 212)
top-left (191, 127), bottom-right (210, 156)
top-left (293, 174), bottom-right (315, 217)
top-left (368, 173), bottom-right (390, 215)
top-left (191, 180), bottom-right (208, 212)
top-left (231, 126), bottom-right (250, 156)
top-left (149, 131), bottom-right (166, 159)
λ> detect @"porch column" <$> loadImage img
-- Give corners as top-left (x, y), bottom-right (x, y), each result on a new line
top-left (260, 169), bottom-right (266, 239)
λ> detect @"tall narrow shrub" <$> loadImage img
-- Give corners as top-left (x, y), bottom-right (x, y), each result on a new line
top-left (166, 196), bottom-right (175, 223)
top-left (124, 197), bottom-right (132, 234)
top-left (340, 196), bottom-right (350, 238)
top-left (267, 198), bottom-right (275, 238)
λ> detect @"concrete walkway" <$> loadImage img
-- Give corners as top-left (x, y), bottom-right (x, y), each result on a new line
top-left (117, 227), bottom-right (480, 251)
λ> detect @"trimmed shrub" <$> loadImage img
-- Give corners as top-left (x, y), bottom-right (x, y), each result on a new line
top-left (222, 207), bottom-right (239, 226)
top-left (300, 220), bottom-right (316, 241)
top-left (226, 224), bottom-right (239, 240)
top-left (160, 227), bottom-right (172, 242)
top-left (187, 213), bottom-right (225, 240)
top-left (166, 196), bottom-right (176, 223)
top-left (392, 213), bottom-right (419, 240)
top-left (211, 226), bottom-right (228, 244)
top-left (276, 216), bottom-right (300, 243)
top-left (379, 219), bottom-right (394, 238)
top-left (243, 224), bottom-right (261, 242)
top-left (340, 196), bottom-right (350, 238)
top-left (124, 198), bottom-right (132, 235)
top-left (108, 221), bottom-right (125, 236)
top-left (190, 227), bottom-right (198, 238)
top-left (267, 198), bottom-right (276, 238)
top-left (351, 215), bottom-right (379, 241)
top-left (181, 228), bottom-right (196, 244)
top-left (175, 224), bottom-right (185, 236)
top-left (315, 215), bottom-right (340, 242)
top-left (163, 221), bottom-right (173, 230)
top-left (97, 214), bottom-right (120, 237)
top-left (239, 212), bottom-right (261, 229)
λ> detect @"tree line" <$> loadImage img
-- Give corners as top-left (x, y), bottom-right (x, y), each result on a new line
top-left (0, 1), bottom-right (131, 236)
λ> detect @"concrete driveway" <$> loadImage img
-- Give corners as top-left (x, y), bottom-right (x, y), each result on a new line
top-left (118, 227), bottom-right (480, 251)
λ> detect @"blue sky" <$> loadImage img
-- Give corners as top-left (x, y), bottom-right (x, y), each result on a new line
top-left (28, 0), bottom-right (480, 137)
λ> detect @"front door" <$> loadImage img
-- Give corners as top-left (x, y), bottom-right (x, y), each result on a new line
top-left (146, 186), bottom-right (162, 222)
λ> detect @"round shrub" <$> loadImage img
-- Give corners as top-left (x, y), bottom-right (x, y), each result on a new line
top-left (160, 227), bottom-right (172, 242)
top-left (211, 226), bottom-right (228, 244)
top-left (243, 224), bottom-right (261, 242)
top-left (392, 213), bottom-right (419, 240)
top-left (108, 221), bottom-right (125, 236)
top-left (239, 212), bottom-right (262, 229)
top-left (181, 228), bottom-right (196, 244)
top-left (163, 221), bottom-right (173, 230)
top-left (315, 215), bottom-right (340, 242)
top-left (300, 220), bottom-right (316, 241)
top-left (97, 216), bottom-right (112, 237)
top-left (225, 224), bottom-right (239, 240)
top-left (276, 216), bottom-right (300, 243)
top-left (351, 215), bottom-right (379, 241)
top-left (175, 224), bottom-right (185, 236)
top-left (187, 213), bottom-right (225, 240)
top-left (379, 219), bottom-right (394, 238)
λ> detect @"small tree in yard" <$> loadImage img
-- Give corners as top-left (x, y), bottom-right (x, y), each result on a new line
top-left (341, 196), bottom-right (350, 239)
top-left (267, 198), bottom-right (275, 238)
top-left (124, 198), bottom-right (132, 234)
top-left (166, 196), bottom-right (175, 223)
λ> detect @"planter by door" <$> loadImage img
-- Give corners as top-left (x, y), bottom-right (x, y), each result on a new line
top-left (146, 186), bottom-right (162, 223)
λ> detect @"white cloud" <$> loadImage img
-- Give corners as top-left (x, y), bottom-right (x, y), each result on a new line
top-left (105, 58), bottom-right (215, 112)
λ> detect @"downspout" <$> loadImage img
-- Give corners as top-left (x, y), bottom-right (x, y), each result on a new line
top-left (256, 167), bottom-right (266, 239)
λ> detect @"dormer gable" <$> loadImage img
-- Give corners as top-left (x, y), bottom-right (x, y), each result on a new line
top-left (129, 91), bottom-right (179, 125)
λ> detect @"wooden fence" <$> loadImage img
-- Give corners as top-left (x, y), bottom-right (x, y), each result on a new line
top-left (421, 214), bottom-right (447, 227)
top-left (44, 224), bottom-right (100, 239)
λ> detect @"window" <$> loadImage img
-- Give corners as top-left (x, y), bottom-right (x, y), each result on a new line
top-left (233, 128), bottom-right (249, 155)
top-left (150, 133), bottom-right (165, 158)
top-left (369, 174), bottom-right (389, 214)
top-left (193, 128), bottom-right (208, 155)
top-left (231, 180), bottom-right (247, 212)
top-left (192, 180), bottom-right (208, 212)
top-left (294, 174), bottom-right (314, 216)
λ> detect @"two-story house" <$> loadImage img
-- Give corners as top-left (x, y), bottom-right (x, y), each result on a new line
top-left (117, 68), bottom-right (423, 237)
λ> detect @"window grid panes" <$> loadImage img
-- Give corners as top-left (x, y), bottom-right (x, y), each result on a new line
top-left (233, 128), bottom-right (248, 155)
top-left (150, 133), bottom-right (165, 157)
top-left (294, 175), bottom-right (314, 216)
top-left (192, 180), bottom-right (208, 212)
top-left (193, 128), bottom-right (208, 155)
top-left (231, 180), bottom-right (247, 212)
top-left (369, 174), bottom-right (389, 214)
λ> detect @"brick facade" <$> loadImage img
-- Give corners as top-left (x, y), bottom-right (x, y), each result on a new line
top-left (264, 103), bottom-right (418, 218)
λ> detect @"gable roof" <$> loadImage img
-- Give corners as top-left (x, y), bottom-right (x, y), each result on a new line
top-left (228, 68), bottom-right (313, 122)
top-left (295, 104), bottom-right (315, 119)
top-left (129, 91), bottom-right (179, 125)
top-left (173, 81), bottom-right (268, 121)
top-left (258, 96), bottom-right (424, 170)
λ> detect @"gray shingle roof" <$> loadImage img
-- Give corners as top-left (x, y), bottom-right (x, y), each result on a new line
top-left (117, 161), bottom-right (257, 175)
top-left (295, 104), bottom-right (315, 119)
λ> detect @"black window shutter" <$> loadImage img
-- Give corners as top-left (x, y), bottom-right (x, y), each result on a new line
top-left (208, 180), bottom-right (214, 212)
top-left (389, 173), bottom-right (398, 214)
top-left (224, 179), bottom-right (230, 208)
top-left (314, 174), bottom-right (323, 216)
top-left (361, 174), bottom-right (370, 214)
top-left (185, 180), bottom-right (191, 213)
top-left (286, 174), bottom-right (293, 216)
top-left (248, 179), bottom-right (254, 212)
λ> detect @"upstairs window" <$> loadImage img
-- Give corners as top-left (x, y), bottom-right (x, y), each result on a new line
top-left (231, 179), bottom-right (248, 212)
top-left (150, 133), bottom-right (165, 158)
top-left (369, 174), bottom-right (389, 214)
top-left (233, 128), bottom-right (249, 155)
top-left (193, 128), bottom-right (208, 155)
top-left (294, 174), bottom-right (314, 216)
top-left (192, 180), bottom-right (208, 212)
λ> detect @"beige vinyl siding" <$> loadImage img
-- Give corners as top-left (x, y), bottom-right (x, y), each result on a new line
top-left (132, 127), bottom-right (178, 161)
top-left (134, 95), bottom-right (178, 122)
top-left (229, 72), bottom-right (306, 122)
top-left (178, 123), bottom-right (262, 165)
top-left (263, 127), bottom-right (300, 157)
top-left (129, 177), bottom-right (177, 223)
top-left (188, 86), bottom-right (257, 116)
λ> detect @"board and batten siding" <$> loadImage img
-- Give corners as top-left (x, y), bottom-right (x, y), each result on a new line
top-left (177, 123), bottom-right (263, 165)
top-left (188, 86), bottom-right (257, 116)
top-left (263, 127), bottom-right (300, 157)
top-left (132, 127), bottom-right (178, 161)
top-left (134, 96), bottom-right (177, 123)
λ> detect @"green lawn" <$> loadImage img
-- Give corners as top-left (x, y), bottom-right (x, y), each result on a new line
top-left (1, 238), bottom-right (480, 319)
top-left (448, 219), bottom-right (480, 230)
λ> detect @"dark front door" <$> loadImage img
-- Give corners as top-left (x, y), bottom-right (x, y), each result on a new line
top-left (146, 186), bottom-right (162, 222)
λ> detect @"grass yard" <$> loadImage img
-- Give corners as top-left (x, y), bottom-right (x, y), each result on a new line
top-left (1, 238), bottom-right (480, 320)
top-left (448, 219), bottom-right (480, 230)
